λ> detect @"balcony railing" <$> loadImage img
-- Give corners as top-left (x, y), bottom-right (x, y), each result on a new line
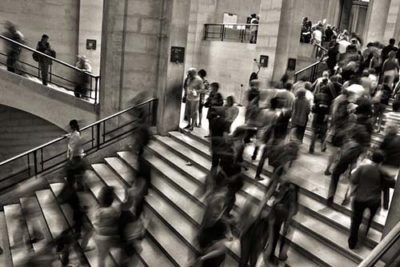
top-left (204, 23), bottom-right (259, 43)
top-left (0, 98), bottom-right (158, 193)
top-left (0, 34), bottom-right (100, 103)
top-left (294, 44), bottom-right (328, 82)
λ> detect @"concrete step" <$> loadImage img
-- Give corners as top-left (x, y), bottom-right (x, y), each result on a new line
top-left (0, 212), bottom-right (12, 267)
top-left (35, 188), bottom-right (87, 266)
top-left (86, 168), bottom-right (178, 267)
top-left (20, 197), bottom-right (52, 252)
top-left (3, 203), bottom-right (32, 265)
top-left (176, 130), bottom-right (387, 232)
top-left (151, 135), bottom-right (374, 265)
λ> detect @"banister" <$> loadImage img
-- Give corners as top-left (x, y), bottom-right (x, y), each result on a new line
top-left (0, 34), bottom-right (99, 78)
top-left (205, 23), bottom-right (258, 26)
top-left (0, 97), bottom-right (156, 167)
top-left (358, 220), bottom-right (400, 267)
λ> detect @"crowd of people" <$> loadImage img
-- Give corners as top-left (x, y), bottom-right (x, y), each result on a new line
top-left (2, 21), bottom-right (93, 99)
top-left (179, 35), bottom-right (400, 264)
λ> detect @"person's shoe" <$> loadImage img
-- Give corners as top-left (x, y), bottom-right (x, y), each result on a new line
top-left (326, 197), bottom-right (334, 207)
top-left (255, 175), bottom-right (264, 181)
top-left (348, 240), bottom-right (357, 250)
top-left (341, 198), bottom-right (350, 206)
top-left (321, 146), bottom-right (327, 152)
top-left (278, 252), bottom-right (288, 261)
top-left (309, 148), bottom-right (314, 154)
top-left (195, 123), bottom-right (201, 128)
top-left (204, 135), bottom-right (210, 138)
top-left (183, 124), bottom-right (191, 129)
top-left (251, 155), bottom-right (257, 161)
top-left (324, 169), bottom-right (331, 176)
top-left (186, 161), bottom-right (193, 166)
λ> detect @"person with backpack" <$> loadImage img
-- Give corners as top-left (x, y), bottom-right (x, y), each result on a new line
top-left (291, 89), bottom-right (311, 142)
top-left (327, 127), bottom-right (368, 206)
top-left (309, 84), bottom-right (332, 153)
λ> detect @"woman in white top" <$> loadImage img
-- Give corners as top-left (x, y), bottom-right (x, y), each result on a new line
top-left (67, 120), bottom-right (84, 160)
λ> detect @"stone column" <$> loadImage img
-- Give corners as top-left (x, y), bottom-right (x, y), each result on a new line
top-left (256, 0), bottom-right (284, 85)
top-left (156, 0), bottom-right (191, 134)
top-left (383, 0), bottom-right (400, 42)
top-left (364, 0), bottom-right (391, 44)
top-left (99, 0), bottom-right (126, 118)
top-left (78, 0), bottom-right (104, 76)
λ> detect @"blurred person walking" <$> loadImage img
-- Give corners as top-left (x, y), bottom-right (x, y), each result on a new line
top-left (75, 55), bottom-right (92, 99)
top-left (291, 89), bottom-right (311, 142)
top-left (348, 151), bottom-right (395, 249)
top-left (197, 69), bottom-right (209, 128)
top-left (3, 21), bottom-right (24, 73)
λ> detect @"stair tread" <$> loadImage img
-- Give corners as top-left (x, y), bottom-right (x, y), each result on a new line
top-left (91, 163), bottom-right (126, 201)
top-left (0, 212), bottom-right (12, 267)
top-left (20, 197), bottom-right (53, 251)
top-left (87, 168), bottom-right (177, 267)
top-left (173, 130), bottom-right (387, 230)
top-left (152, 135), bottom-right (375, 264)
top-left (298, 194), bottom-right (381, 246)
top-left (4, 203), bottom-right (31, 264)
top-left (104, 157), bottom-right (135, 185)
top-left (291, 229), bottom-right (357, 267)
top-left (35, 189), bottom-right (84, 266)
top-left (49, 183), bottom-right (117, 267)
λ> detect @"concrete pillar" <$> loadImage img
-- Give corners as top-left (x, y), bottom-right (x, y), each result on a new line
top-left (339, 0), bottom-right (352, 32)
top-left (156, 0), bottom-right (191, 134)
top-left (364, 0), bottom-right (391, 44)
top-left (78, 0), bottom-right (104, 76)
top-left (383, 0), bottom-right (400, 42)
top-left (255, 0), bottom-right (284, 85)
top-left (98, 0), bottom-right (126, 118)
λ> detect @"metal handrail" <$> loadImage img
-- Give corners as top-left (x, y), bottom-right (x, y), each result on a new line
top-left (0, 98), bottom-right (157, 167)
top-left (205, 23), bottom-right (258, 26)
top-left (358, 221), bottom-right (400, 267)
top-left (0, 34), bottom-right (99, 78)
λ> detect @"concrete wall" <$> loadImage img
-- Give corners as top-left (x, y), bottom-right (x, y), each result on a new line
top-left (78, 0), bottom-right (104, 76)
top-left (0, 68), bottom-right (97, 129)
top-left (0, 0), bottom-right (79, 75)
top-left (197, 41), bottom-right (257, 104)
top-left (100, 0), bottom-right (164, 117)
top-left (214, 0), bottom-right (261, 23)
top-left (0, 105), bottom-right (65, 161)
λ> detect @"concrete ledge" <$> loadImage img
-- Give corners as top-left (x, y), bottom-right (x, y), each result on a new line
top-left (0, 68), bottom-right (98, 129)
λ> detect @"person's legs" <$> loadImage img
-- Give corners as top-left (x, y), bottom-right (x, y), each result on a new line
top-left (40, 62), bottom-right (49, 85)
top-left (325, 147), bottom-right (339, 175)
top-left (184, 101), bottom-right (193, 129)
top-left (95, 237), bottom-right (112, 267)
top-left (348, 200), bottom-right (366, 249)
top-left (365, 200), bottom-right (380, 236)
top-left (328, 160), bottom-right (348, 205)
top-left (255, 146), bottom-right (268, 179)
top-left (189, 101), bottom-right (199, 130)
top-left (309, 128), bottom-right (317, 153)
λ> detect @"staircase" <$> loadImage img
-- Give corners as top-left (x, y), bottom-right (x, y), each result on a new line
top-left (0, 125), bottom-right (389, 266)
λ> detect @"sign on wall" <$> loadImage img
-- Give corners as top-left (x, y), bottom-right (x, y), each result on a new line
top-left (170, 46), bottom-right (185, 63)
top-left (86, 39), bottom-right (97, 50)
top-left (287, 58), bottom-right (297, 71)
top-left (259, 55), bottom-right (269, 67)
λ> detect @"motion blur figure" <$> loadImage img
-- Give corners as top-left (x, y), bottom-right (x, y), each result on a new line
top-left (191, 190), bottom-right (231, 267)
top-left (265, 182), bottom-right (299, 265)
top-left (75, 55), bottom-right (92, 99)
top-left (94, 186), bottom-right (121, 267)
top-left (2, 21), bottom-right (24, 73)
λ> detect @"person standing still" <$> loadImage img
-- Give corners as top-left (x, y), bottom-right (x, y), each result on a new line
top-left (36, 34), bottom-right (53, 85)
top-left (184, 68), bottom-right (205, 131)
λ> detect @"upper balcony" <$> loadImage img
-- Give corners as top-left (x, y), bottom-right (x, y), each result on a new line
top-left (204, 23), bottom-right (259, 44)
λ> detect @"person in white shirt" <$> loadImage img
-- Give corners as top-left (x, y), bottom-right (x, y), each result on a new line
top-left (67, 120), bottom-right (84, 160)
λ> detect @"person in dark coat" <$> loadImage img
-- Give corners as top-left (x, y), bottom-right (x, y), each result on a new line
top-left (36, 34), bottom-right (54, 85)
top-left (348, 151), bottom-right (395, 249)
top-left (3, 21), bottom-right (24, 73)
top-left (291, 89), bottom-right (311, 142)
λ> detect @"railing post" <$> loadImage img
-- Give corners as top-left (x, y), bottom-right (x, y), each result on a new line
top-left (96, 123), bottom-right (101, 150)
top-left (95, 77), bottom-right (99, 104)
top-left (33, 151), bottom-right (38, 175)
top-left (221, 25), bottom-right (225, 41)
top-left (204, 25), bottom-right (208, 40)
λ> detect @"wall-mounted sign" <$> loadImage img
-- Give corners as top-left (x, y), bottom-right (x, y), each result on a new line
top-left (170, 46), bottom-right (185, 63)
top-left (259, 55), bottom-right (269, 67)
top-left (287, 58), bottom-right (297, 71)
top-left (86, 39), bottom-right (97, 50)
